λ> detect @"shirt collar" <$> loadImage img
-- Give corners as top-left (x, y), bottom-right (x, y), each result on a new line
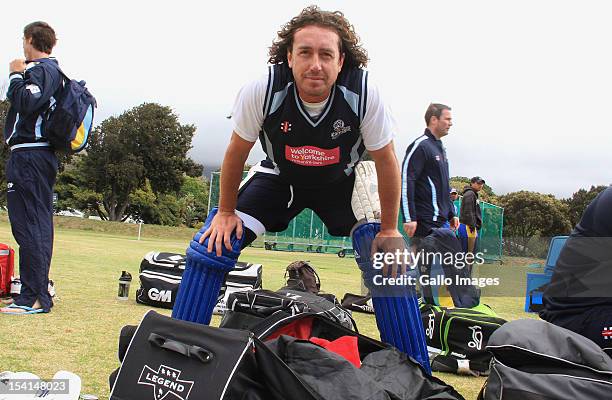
top-left (424, 128), bottom-right (440, 141)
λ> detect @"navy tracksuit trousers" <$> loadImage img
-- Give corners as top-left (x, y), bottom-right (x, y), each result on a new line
top-left (6, 148), bottom-right (58, 312)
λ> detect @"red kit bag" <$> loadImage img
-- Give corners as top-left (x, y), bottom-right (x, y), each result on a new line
top-left (0, 243), bottom-right (15, 297)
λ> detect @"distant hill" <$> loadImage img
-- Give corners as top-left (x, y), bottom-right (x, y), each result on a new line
top-left (202, 165), bottom-right (220, 180)
top-left (201, 162), bottom-right (259, 180)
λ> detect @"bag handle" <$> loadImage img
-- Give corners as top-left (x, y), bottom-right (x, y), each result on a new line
top-left (148, 333), bottom-right (214, 364)
top-left (233, 262), bottom-right (251, 272)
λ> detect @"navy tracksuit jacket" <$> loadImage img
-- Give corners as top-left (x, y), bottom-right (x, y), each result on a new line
top-left (401, 129), bottom-right (455, 237)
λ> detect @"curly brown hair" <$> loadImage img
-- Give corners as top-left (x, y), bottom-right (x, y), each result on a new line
top-left (268, 5), bottom-right (368, 70)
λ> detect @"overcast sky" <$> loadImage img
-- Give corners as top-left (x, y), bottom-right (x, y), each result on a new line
top-left (3, 1), bottom-right (610, 198)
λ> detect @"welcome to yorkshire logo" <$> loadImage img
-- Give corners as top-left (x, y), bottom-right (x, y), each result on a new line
top-left (138, 364), bottom-right (194, 400)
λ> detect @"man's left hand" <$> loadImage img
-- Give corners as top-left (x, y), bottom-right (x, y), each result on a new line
top-left (371, 228), bottom-right (409, 278)
top-left (9, 59), bottom-right (26, 74)
top-left (450, 217), bottom-right (459, 231)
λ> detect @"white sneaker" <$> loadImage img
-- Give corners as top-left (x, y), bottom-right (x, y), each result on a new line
top-left (48, 281), bottom-right (56, 298)
top-left (46, 371), bottom-right (81, 400)
top-left (0, 371), bottom-right (41, 400)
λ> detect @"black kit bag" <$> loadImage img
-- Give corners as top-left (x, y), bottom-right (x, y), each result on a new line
top-left (136, 252), bottom-right (186, 309)
top-left (220, 288), bottom-right (357, 332)
top-left (136, 251), bottom-right (263, 311)
top-left (109, 310), bottom-right (320, 400)
top-left (234, 311), bottom-right (465, 400)
top-left (479, 319), bottom-right (612, 399)
top-left (110, 311), bottom-right (465, 400)
top-left (420, 304), bottom-right (506, 375)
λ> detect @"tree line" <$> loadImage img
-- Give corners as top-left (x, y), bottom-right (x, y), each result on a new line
top-left (450, 177), bottom-right (608, 257)
top-left (0, 99), bottom-right (608, 251)
top-left (0, 101), bottom-right (209, 228)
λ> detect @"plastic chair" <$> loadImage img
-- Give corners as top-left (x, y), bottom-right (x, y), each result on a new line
top-left (524, 236), bottom-right (568, 312)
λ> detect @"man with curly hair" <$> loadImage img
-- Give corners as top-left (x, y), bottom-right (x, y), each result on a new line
top-left (203, 5), bottom-right (401, 255)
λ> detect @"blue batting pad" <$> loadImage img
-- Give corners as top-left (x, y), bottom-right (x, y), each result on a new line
top-left (352, 222), bottom-right (431, 374)
top-left (172, 208), bottom-right (243, 325)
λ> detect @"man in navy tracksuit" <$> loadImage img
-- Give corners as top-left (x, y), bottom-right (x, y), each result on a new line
top-left (401, 103), bottom-right (458, 243)
top-left (1, 22), bottom-right (62, 314)
top-left (541, 186), bottom-right (612, 355)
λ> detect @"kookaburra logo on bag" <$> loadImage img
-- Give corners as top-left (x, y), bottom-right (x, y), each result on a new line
top-left (331, 119), bottom-right (351, 139)
top-left (148, 288), bottom-right (172, 302)
top-left (138, 364), bottom-right (194, 400)
top-left (426, 312), bottom-right (435, 340)
top-left (467, 326), bottom-right (483, 350)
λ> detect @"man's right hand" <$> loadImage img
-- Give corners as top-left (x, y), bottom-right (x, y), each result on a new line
top-left (199, 210), bottom-right (243, 257)
top-left (9, 59), bottom-right (26, 74)
top-left (403, 221), bottom-right (417, 238)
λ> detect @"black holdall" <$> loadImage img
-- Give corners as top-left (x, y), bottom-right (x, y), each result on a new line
top-left (109, 310), bottom-right (319, 400)
top-left (111, 311), bottom-right (465, 400)
top-left (220, 288), bottom-right (357, 332)
top-left (479, 319), bottom-right (612, 400)
top-left (136, 252), bottom-right (186, 309)
top-left (135, 251), bottom-right (263, 311)
top-left (420, 304), bottom-right (506, 375)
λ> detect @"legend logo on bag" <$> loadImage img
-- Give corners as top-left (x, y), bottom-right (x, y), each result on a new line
top-left (138, 364), bottom-right (194, 400)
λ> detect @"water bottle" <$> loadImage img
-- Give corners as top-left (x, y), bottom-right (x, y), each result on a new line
top-left (117, 271), bottom-right (132, 300)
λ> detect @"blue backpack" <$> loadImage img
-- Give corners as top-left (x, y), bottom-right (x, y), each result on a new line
top-left (41, 60), bottom-right (96, 153)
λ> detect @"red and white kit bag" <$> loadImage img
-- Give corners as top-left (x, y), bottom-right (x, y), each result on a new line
top-left (0, 243), bottom-right (15, 297)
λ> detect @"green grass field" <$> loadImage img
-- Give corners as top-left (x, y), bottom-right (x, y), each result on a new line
top-left (0, 216), bottom-right (540, 399)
